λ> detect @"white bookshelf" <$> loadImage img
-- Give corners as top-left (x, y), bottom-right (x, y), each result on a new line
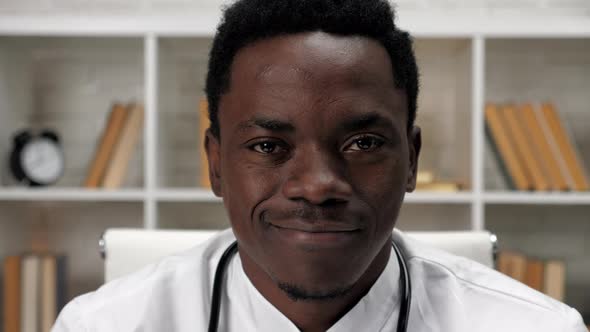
top-left (0, 14), bottom-right (589, 314)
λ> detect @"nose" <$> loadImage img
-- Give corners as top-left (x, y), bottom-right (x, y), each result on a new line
top-left (281, 145), bottom-right (353, 205)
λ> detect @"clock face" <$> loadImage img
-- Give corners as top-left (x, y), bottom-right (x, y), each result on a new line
top-left (20, 138), bottom-right (65, 184)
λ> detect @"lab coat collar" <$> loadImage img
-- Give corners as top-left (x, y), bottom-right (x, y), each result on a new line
top-left (227, 236), bottom-right (402, 332)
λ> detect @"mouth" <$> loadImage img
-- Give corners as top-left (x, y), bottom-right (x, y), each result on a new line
top-left (270, 221), bottom-right (361, 233)
top-left (267, 221), bottom-right (363, 248)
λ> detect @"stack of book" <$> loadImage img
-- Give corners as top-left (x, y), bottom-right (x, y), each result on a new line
top-left (497, 251), bottom-right (566, 301)
top-left (84, 103), bottom-right (144, 189)
top-left (415, 170), bottom-right (463, 192)
top-left (485, 103), bottom-right (589, 191)
top-left (3, 254), bottom-right (67, 332)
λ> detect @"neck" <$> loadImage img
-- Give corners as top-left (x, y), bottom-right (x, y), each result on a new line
top-left (239, 242), bottom-right (392, 332)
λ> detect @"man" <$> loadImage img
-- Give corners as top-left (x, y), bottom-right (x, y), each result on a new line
top-left (54, 0), bottom-right (586, 331)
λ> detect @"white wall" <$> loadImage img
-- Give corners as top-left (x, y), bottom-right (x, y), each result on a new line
top-left (0, 0), bottom-right (588, 17)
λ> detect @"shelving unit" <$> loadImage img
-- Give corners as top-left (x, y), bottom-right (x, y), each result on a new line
top-left (0, 13), bottom-right (589, 316)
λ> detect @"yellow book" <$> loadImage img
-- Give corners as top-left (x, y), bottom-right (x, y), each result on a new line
top-left (497, 251), bottom-right (527, 284)
top-left (502, 105), bottom-right (537, 191)
top-left (102, 104), bottom-right (144, 189)
top-left (521, 104), bottom-right (568, 191)
top-left (84, 104), bottom-right (128, 188)
top-left (512, 105), bottom-right (551, 191)
top-left (415, 182), bottom-right (460, 192)
top-left (525, 259), bottom-right (544, 292)
top-left (199, 99), bottom-right (211, 188)
top-left (3, 256), bottom-right (21, 332)
top-left (416, 171), bottom-right (435, 185)
top-left (540, 103), bottom-right (589, 191)
top-left (485, 104), bottom-right (531, 190)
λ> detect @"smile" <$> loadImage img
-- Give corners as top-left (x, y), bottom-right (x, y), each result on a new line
top-left (268, 222), bottom-right (362, 247)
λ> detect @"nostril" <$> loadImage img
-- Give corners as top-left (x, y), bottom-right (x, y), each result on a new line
top-left (318, 198), bottom-right (348, 208)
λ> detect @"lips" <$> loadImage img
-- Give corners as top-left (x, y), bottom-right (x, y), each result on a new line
top-left (268, 219), bottom-right (361, 233)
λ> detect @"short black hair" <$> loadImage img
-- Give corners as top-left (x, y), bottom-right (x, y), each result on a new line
top-left (205, 0), bottom-right (419, 138)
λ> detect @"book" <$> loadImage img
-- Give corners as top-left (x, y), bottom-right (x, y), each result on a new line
top-left (512, 105), bottom-right (551, 191)
top-left (199, 99), bottom-right (211, 188)
top-left (497, 251), bottom-right (527, 284)
top-left (543, 260), bottom-right (565, 301)
top-left (520, 104), bottom-right (569, 191)
top-left (501, 105), bottom-right (538, 191)
top-left (415, 182), bottom-right (461, 192)
top-left (102, 104), bottom-right (144, 188)
top-left (56, 255), bottom-right (68, 314)
top-left (524, 259), bottom-right (545, 292)
top-left (416, 171), bottom-right (435, 185)
top-left (84, 103), bottom-right (129, 188)
top-left (3, 256), bottom-right (21, 332)
top-left (538, 103), bottom-right (589, 191)
top-left (41, 255), bottom-right (57, 332)
top-left (485, 104), bottom-right (531, 190)
top-left (21, 255), bottom-right (40, 332)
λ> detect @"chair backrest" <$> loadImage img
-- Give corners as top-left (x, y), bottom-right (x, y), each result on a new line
top-left (100, 229), bottom-right (497, 282)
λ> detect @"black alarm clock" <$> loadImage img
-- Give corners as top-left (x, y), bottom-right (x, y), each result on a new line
top-left (9, 129), bottom-right (65, 187)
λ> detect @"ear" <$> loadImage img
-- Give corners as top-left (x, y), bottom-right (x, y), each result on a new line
top-left (406, 126), bottom-right (422, 192)
top-left (205, 129), bottom-right (223, 197)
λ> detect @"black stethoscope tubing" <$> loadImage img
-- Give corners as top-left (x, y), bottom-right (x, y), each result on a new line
top-left (207, 239), bottom-right (411, 332)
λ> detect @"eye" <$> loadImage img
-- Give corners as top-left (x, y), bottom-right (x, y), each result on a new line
top-left (250, 140), bottom-right (286, 154)
top-left (344, 135), bottom-right (385, 152)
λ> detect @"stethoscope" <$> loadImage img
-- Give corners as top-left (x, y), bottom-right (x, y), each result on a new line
top-left (207, 239), bottom-right (412, 332)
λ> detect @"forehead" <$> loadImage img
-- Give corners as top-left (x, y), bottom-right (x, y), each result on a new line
top-left (218, 31), bottom-right (406, 132)
top-left (229, 31), bottom-right (396, 92)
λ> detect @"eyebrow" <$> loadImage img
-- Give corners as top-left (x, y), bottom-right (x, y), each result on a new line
top-left (337, 112), bottom-right (396, 133)
top-left (237, 117), bottom-right (295, 133)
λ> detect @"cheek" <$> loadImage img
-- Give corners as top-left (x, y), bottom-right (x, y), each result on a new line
top-left (221, 151), bottom-right (282, 231)
top-left (350, 152), bottom-right (408, 229)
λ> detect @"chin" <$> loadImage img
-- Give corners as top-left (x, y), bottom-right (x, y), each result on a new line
top-left (267, 256), bottom-right (366, 301)
top-left (276, 277), bottom-right (356, 302)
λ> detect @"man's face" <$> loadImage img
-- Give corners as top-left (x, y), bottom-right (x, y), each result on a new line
top-left (206, 32), bottom-right (420, 298)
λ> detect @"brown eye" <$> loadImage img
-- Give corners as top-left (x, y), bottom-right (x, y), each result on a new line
top-left (345, 136), bottom-right (385, 152)
top-left (251, 141), bottom-right (283, 154)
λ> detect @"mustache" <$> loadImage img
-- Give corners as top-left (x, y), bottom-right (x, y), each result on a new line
top-left (260, 204), bottom-right (360, 225)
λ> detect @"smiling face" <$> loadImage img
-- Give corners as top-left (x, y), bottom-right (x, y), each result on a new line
top-left (206, 31), bottom-right (420, 300)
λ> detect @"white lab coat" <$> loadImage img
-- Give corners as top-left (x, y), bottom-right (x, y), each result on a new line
top-left (53, 229), bottom-right (586, 331)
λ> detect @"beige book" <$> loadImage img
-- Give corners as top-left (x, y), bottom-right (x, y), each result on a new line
top-left (199, 99), bottom-right (211, 188)
top-left (41, 256), bottom-right (57, 332)
top-left (84, 104), bottom-right (129, 188)
top-left (543, 260), bottom-right (565, 301)
top-left (102, 104), bottom-right (144, 188)
top-left (521, 104), bottom-right (568, 190)
top-left (21, 255), bottom-right (40, 332)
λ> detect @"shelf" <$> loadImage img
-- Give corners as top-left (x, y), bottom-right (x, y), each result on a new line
top-left (397, 202), bottom-right (472, 231)
top-left (486, 204), bottom-right (590, 312)
top-left (405, 191), bottom-right (473, 204)
top-left (156, 189), bottom-right (219, 202)
top-left (484, 192), bottom-right (590, 205)
top-left (0, 188), bottom-right (145, 202)
top-left (2, 189), bottom-right (578, 206)
top-left (0, 36), bottom-right (145, 189)
top-left (1, 14), bottom-right (590, 38)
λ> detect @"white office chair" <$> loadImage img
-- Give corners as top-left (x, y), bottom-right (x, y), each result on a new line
top-left (99, 229), bottom-right (498, 282)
